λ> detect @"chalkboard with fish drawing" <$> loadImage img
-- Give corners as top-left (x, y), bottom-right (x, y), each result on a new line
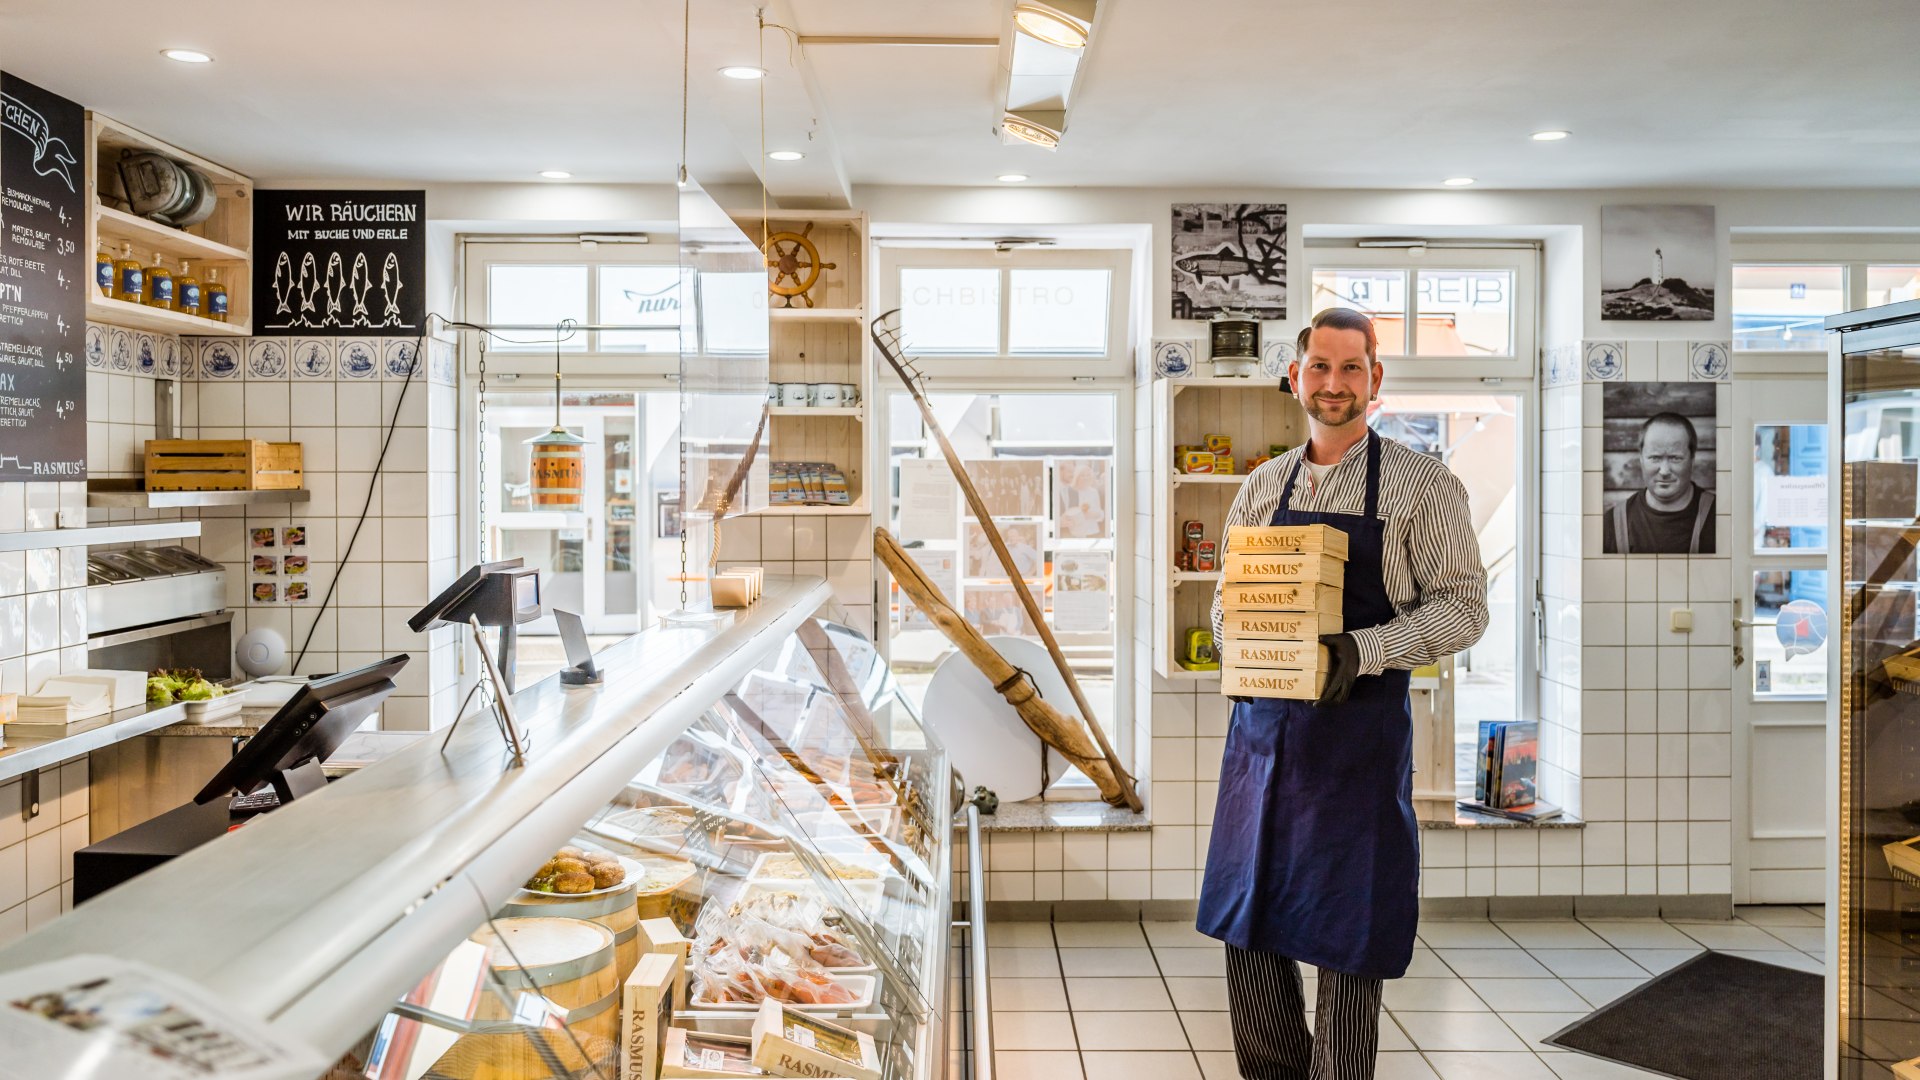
top-left (252, 189), bottom-right (424, 336)
top-left (1171, 203), bottom-right (1286, 321)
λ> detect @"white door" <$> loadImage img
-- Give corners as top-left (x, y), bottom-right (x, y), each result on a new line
top-left (1731, 375), bottom-right (1830, 903)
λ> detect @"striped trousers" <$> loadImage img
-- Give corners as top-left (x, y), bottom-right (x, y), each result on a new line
top-left (1223, 944), bottom-right (1385, 1080)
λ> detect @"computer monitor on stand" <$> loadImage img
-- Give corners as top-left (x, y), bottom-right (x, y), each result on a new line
top-left (193, 654), bottom-right (409, 807)
top-left (409, 558), bottom-right (543, 692)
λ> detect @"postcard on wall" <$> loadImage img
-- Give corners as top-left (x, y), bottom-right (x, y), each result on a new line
top-left (898, 458), bottom-right (958, 542)
top-left (964, 520), bottom-right (1044, 580)
top-left (0, 954), bottom-right (326, 1080)
top-left (282, 526), bottom-right (306, 548)
top-left (964, 583), bottom-right (1039, 639)
top-left (964, 458), bottom-right (1047, 519)
top-left (1052, 550), bottom-right (1113, 633)
top-left (252, 556), bottom-right (278, 577)
top-left (900, 551), bottom-right (957, 632)
top-left (250, 528), bottom-right (276, 550)
top-left (284, 581), bottom-right (310, 604)
top-left (252, 583), bottom-right (277, 605)
top-left (1052, 457), bottom-right (1112, 540)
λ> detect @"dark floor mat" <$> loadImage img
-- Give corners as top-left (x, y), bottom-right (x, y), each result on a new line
top-left (1545, 951), bottom-right (1821, 1080)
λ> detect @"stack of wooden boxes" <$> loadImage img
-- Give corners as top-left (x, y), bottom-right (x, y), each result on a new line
top-left (1217, 524), bottom-right (1350, 700)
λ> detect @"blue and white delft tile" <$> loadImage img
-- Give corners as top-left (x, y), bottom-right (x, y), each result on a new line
top-left (246, 338), bottom-right (289, 380)
top-left (381, 338), bottom-right (420, 380)
top-left (1545, 344), bottom-right (1579, 386)
top-left (430, 338), bottom-right (457, 385)
top-left (1260, 338), bottom-right (1295, 380)
top-left (134, 333), bottom-right (158, 377)
top-left (1152, 339), bottom-right (1196, 379)
top-left (1582, 340), bottom-right (1626, 383)
top-left (291, 337), bottom-right (334, 380)
top-left (84, 324), bottom-right (105, 369)
top-left (177, 338), bottom-right (199, 379)
top-left (1688, 340), bottom-right (1730, 382)
top-left (336, 339), bottom-right (379, 380)
top-left (198, 338), bottom-right (243, 380)
top-left (157, 335), bottom-right (178, 379)
top-left (109, 327), bottom-right (133, 372)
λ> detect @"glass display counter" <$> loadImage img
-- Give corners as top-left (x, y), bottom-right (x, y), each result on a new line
top-left (0, 576), bottom-right (972, 1080)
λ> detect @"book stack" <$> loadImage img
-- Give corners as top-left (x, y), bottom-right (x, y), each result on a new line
top-left (1217, 524), bottom-right (1349, 700)
top-left (1458, 720), bottom-right (1562, 822)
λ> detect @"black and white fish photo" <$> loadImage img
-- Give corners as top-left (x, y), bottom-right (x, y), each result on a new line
top-left (1600, 204), bottom-right (1716, 321)
top-left (1171, 203), bottom-right (1287, 320)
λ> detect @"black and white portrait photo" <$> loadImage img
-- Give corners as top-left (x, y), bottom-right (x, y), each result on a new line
top-left (1600, 205), bottom-right (1716, 321)
top-left (1171, 203), bottom-right (1287, 320)
top-left (1602, 382), bottom-right (1718, 554)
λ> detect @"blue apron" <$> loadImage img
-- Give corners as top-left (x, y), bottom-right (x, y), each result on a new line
top-left (1196, 432), bottom-right (1419, 979)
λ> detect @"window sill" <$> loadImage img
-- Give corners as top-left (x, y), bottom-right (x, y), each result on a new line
top-left (1422, 806), bottom-right (1585, 830)
top-left (977, 798), bottom-right (1151, 833)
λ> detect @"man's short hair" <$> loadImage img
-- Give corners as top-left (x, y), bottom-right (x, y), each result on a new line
top-left (1308, 307), bottom-right (1379, 364)
top-left (1639, 412), bottom-right (1698, 456)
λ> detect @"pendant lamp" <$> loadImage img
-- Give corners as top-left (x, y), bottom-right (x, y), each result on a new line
top-left (526, 323), bottom-right (590, 510)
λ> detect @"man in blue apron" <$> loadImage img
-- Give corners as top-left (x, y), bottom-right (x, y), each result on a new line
top-left (1201, 307), bottom-right (1490, 1080)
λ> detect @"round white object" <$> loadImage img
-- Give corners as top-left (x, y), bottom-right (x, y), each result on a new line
top-left (923, 636), bottom-right (1071, 802)
top-left (234, 627), bottom-right (288, 678)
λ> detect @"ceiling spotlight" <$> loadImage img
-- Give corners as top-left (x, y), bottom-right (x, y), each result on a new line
top-left (720, 65), bottom-right (767, 80)
top-left (539, 170), bottom-right (572, 180)
top-left (1531, 129), bottom-right (1571, 141)
top-left (998, 174), bottom-right (1029, 183)
top-left (1012, 1), bottom-right (1096, 49)
top-left (1442, 177), bottom-right (1476, 187)
top-left (161, 48), bottom-right (213, 63)
top-left (1000, 111), bottom-right (1064, 150)
top-left (767, 150), bottom-right (806, 161)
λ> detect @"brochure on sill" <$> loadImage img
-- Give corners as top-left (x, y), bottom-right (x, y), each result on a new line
top-left (0, 954), bottom-right (327, 1080)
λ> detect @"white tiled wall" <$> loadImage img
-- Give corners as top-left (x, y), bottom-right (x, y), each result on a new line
top-left (714, 511), bottom-right (876, 642)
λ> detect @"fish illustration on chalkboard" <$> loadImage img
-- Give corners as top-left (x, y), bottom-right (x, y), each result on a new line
top-left (322, 252), bottom-right (345, 327)
top-left (381, 252), bottom-right (405, 327)
top-left (349, 253), bottom-right (373, 326)
top-left (272, 251), bottom-right (294, 315)
top-left (296, 252), bottom-right (320, 321)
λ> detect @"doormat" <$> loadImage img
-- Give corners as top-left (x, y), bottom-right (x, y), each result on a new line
top-left (1545, 951), bottom-right (1820, 1080)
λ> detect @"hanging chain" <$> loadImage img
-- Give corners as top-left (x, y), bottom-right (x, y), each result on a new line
top-left (677, 0), bottom-right (692, 609)
top-left (477, 333), bottom-right (489, 563)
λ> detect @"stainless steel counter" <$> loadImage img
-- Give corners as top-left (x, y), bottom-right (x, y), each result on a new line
top-left (0, 700), bottom-right (197, 783)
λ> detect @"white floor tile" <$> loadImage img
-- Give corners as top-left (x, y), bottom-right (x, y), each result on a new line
top-left (1180, 1010), bottom-right (1234, 1051)
top-left (1498, 1012), bottom-right (1588, 1053)
top-left (1374, 1052), bottom-right (1443, 1079)
top-left (1564, 978), bottom-right (1648, 1008)
top-left (1054, 922), bottom-right (1149, 948)
top-left (1426, 1051), bottom-right (1561, 1079)
top-left (995, 1011), bottom-right (1079, 1050)
top-left (1419, 921), bottom-right (1520, 948)
top-left (1145, 920), bottom-right (1220, 948)
top-left (1438, 948), bottom-right (1554, 978)
top-left (1155, 948), bottom-right (1227, 977)
top-left (992, 977), bottom-right (1070, 1011)
top-left (1195, 1050), bottom-right (1241, 1080)
top-left (1393, 1012), bottom-right (1530, 1052)
top-left (1074, 1010), bottom-right (1193, 1050)
top-left (992, 947), bottom-right (1066, 978)
top-left (1542, 1051), bottom-right (1672, 1078)
top-left (1669, 922), bottom-right (1793, 951)
top-left (1059, 947), bottom-right (1160, 978)
top-left (1385, 977), bottom-right (1492, 1012)
top-left (1577, 921), bottom-right (1696, 950)
top-left (995, 1051), bottom-right (1084, 1080)
top-left (1527, 949), bottom-right (1648, 979)
top-left (1405, 947), bottom-right (1453, 977)
top-left (1378, 1015), bottom-right (1416, 1052)
top-left (1759, 925), bottom-right (1822, 951)
top-left (1494, 921), bottom-right (1611, 949)
top-left (1080, 1051), bottom-right (1202, 1080)
top-left (990, 922), bottom-right (1060, 947)
top-left (1617, 948), bottom-right (1702, 975)
top-left (1734, 904), bottom-right (1823, 928)
top-left (1166, 976), bottom-right (1229, 1011)
top-left (1065, 976), bottom-right (1173, 1011)
top-left (1724, 949), bottom-right (1823, 974)
top-left (1464, 977), bottom-right (1591, 1013)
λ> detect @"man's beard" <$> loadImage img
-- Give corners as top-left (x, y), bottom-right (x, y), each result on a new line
top-left (1305, 393), bottom-right (1365, 427)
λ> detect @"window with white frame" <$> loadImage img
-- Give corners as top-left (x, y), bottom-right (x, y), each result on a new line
top-left (464, 240), bottom-right (682, 376)
top-left (876, 245), bottom-right (1135, 773)
top-left (1731, 247), bottom-right (1920, 354)
top-left (1306, 244), bottom-right (1538, 793)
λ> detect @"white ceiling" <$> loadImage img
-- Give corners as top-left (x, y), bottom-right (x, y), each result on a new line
top-left (5, 0), bottom-right (1918, 199)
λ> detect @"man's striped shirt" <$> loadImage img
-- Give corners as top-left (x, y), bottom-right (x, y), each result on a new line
top-left (1211, 434), bottom-right (1490, 676)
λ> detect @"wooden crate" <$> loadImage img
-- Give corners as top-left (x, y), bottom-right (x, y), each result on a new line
top-left (1225, 524), bottom-right (1350, 559)
top-left (1218, 639), bottom-right (1327, 670)
top-left (1222, 667), bottom-right (1327, 700)
top-left (1221, 580), bottom-right (1343, 616)
top-left (145, 440), bottom-right (302, 491)
top-left (1221, 610), bottom-right (1344, 639)
top-left (1222, 552), bottom-right (1345, 587)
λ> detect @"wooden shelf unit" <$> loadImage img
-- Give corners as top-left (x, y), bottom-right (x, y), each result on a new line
top-left (1151, 377), bottom-right (1307, 679)
top-left (85, 112), bottom-right (253, 335)
top-left (733, 209), bottom-right (872, 513)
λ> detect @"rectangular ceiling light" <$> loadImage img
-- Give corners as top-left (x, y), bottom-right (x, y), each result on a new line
top-left (1000, 0), bottom-right (1096, 149)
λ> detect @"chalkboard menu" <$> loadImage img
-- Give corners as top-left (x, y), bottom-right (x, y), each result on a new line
top-left (252, 189), bottom-right (425, 337)
top-left (0, 72), bottom-right (87, 482)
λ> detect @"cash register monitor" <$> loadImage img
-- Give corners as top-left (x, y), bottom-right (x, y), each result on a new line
top-left (193, 654), bottom-right (410, 807)
top-left (408, 557), bottom-right (533, 633)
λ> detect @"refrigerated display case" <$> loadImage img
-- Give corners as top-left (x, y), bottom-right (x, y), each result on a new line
top-left (0, 576), bottom-right (977, 1080)
top-left (1830, 301), bottom-right (1920, 1078)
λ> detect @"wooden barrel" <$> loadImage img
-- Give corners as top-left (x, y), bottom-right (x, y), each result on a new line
top-left (499, 882), bottom-right (639, 983)
top-left (433, 917), bottom-right (619, 1079)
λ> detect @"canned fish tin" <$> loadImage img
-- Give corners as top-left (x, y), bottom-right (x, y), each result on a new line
top-left (1205, 433), bottom-right (1233, 455)
top-left (1183, 520), bottom-right (1205, 547)
top-left (1194, 540), bottom-right (1218, 572)
top-left (1181, 450), bottom-right (1216, 474)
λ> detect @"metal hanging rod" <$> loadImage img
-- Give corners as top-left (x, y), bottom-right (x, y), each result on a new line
top-left (443, 322), bottom-right (640, 332)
